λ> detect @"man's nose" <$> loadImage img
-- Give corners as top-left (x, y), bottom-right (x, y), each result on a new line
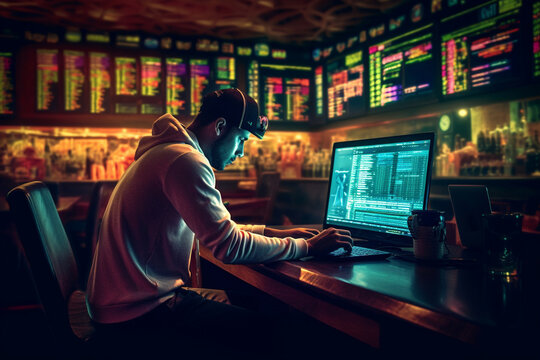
top-left (236, 146), bottom-right (244, 157)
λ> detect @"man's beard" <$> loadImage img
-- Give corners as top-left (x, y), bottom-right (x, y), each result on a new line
top-left (210, 135), bottom-right (231, 171)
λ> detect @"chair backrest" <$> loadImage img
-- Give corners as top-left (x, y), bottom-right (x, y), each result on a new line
top-left (86, 180), bottom-right (117, 258)
top-left (7, 181), bottom-right (80, 345)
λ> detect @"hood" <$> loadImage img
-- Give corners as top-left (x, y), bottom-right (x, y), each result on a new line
top-left (134, 114), bottom-right (201, 160)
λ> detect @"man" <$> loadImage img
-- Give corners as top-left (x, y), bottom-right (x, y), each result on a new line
top-left (86, 88), bottom-right (352, 357)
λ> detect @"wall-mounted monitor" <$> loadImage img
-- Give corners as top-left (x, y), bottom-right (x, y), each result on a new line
top-left (115, 57), bottom-right (137, 96)
top-left (90, 52), bottom-right (111, 114)
top-left (116, 34), bottom-right (140, 48)
top-left (36, 49), bottom-right (59, 111)
top-left (326, 49), bottom-right (365, 120)
top-left (141, 103), bottom-right (162, 114)
top-left (314, 65), bottom-right (323, 117)
top-left (263, 75), bottom-right (284, 120)
top-left (369, 23), bottom-right (435, 109)
top-left (440, 0), bottom-right (522, 96)
top-left (166, 58), bottom-right (188, 115)
top-left (533, 1), bottom-right (540, 77)
top-left (63, 50), bottom-right (85, 111)
top-left (285, 77), bottom-right (310, 121)
top-left (115, 102), bottom-right (137, 114)
top-left (190, 58), bottom-right (211, 115)
top-left (0, 51), bottom-right (15, 115)
top-left (248, 60), bottom-right (259, 104)
top-left (141, 56), bottom-right (162, 96)
top-left (259, 63), bottom-right (311, 121)
top-left (214, 56), bottom-right (236, 90)
top-left (86, 32), bottom-right (110, 44)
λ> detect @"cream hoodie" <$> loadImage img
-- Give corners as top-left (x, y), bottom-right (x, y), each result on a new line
top-left (86, 114), bottom-right (308, 324)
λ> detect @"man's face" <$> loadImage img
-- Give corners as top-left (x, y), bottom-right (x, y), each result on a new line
top-left (210, 126), bottom-right (251, 171)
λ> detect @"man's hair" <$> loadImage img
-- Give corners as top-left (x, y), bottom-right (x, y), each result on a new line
top-left (191, 88), bottom-right (263, 137)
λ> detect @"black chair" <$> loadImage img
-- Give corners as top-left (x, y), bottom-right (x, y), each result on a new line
top-left (7, 181), bottom-right (95, 359)
top-left (86, 181), bottom-right (116, 257)
top-left (7, 181), bottom-right (197, 358)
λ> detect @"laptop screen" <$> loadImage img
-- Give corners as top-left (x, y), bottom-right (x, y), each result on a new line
top-left (323, 133), bottom-right (434, 246)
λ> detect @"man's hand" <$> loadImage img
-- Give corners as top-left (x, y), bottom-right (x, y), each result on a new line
top-left (264, 227), bottom-right (320, 239)
top-left (305, 228), bottom-right (352, 257)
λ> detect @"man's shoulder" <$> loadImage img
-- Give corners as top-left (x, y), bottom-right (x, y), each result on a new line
top-left (154, 142), bottom-right (203, 159)
top-left (162, 144), bottom-right (212, 173)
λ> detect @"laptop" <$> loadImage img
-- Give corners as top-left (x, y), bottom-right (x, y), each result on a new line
top-left (319, 132), bottom-right (435, 261)
top-left (448, 185), bottom-right (492, 249)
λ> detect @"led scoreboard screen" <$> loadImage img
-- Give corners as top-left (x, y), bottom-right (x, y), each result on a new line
top-left (260, 64), bottom-right (311, 121)
top-left (190, 59), bottom-right (210, 115)
top-left (0, 52), bottom-right (15, 115)
top-left (141, 57), bottom-right (162, 96)
top-left (115, 57), bottom-right (137, 95)
top-left (327, 50), bottom-right (365, 119)
top-left (215, 57), bottom-right (236, 90)
top-left (534, 1), bottom-right (540, 77)
top-left (64, 50), bottom-right (85, 111)
top-left (315, 65), bottom-right (323, 117)
top-left (248, 60), bottom-right (259, 104)
top-left (285, 77), bottom-right (310, 121)
top-left (441, 0), bottom-right (522, 95)
top-left (166, 58), bottom-right (188, 115)
top-left (90, 52), bottom-right (111, 114)
top-left (369, 24), bottom-right (434, 109)
top-left (263, 76), bottom-right (284, 121)
top-left (37, 49), bottom-right (59, 111)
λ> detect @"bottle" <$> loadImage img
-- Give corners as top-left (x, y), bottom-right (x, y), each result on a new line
top-left (477, 130), bottom-right (486, 153)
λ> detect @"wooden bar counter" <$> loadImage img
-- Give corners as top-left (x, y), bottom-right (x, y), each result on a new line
top-left (199, 232), bottom-right (540, 356)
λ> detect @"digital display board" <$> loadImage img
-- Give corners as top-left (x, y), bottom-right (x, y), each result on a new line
top-left (190, 59), bottom-right (210, 115)
top-left (86, 32), bottom-right (110, 43)
top-left (116, 35), bottom-right (140, 48)
top-left (369, 24), bottom-right (434, 108)
top-left (533, 1), bottom-right (540, 77)
top-left (315, 65), bottom-right (323, 116)
top-left (141, 57), bottom-right (162, 96)
top-left (327, 50), bottom-right (365, 119)
top-left (285, 77), bottom-right (310, 121)
top-left (166, 58), bottom-right (188, 115)
top-left (260, 64), bottom-right (311, 121)
top-left (248, 60), bottom-right (259, 104)
top-left (263, 76), bottom-right (284, 121)
top-left (141, 103), bottom-right (162, 114)
top-left (90, 52), bottom-right (111, 114)
top-left (215, 56), bottom-right (236, 90)
top-left (37, 49), bottom-right (59, 111)
top-left (115, 103), bottom-right (137, 114)
top-left (441, 0), bottom-right (522, 95)
top-left (0, 52), bottom-right (15, 115)
top-left (64, 50), bottom-right (85, 111)
top-left (115, 57), bottom-right (137, 95)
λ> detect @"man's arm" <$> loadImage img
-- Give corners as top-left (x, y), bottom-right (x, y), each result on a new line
top-left (264, 227), bottom-right (352, 257)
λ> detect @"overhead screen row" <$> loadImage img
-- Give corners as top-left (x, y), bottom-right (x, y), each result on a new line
top-left (0, 48), bottom-right (312, 121)
top-left (321, 0), bottom-right (533, 121)
top-left (0, 0), bottom-right (538, 122)
top-left (33, 53), bottom-right (234, 116)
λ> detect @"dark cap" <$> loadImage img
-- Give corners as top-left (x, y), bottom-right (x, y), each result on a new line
top-left (199, 88), bottom-right (268, 139)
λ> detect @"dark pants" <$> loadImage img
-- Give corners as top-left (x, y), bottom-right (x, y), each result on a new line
top-left (95, 287), bottom-right (279, 359)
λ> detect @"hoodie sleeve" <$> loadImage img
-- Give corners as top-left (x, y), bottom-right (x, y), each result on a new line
top-left (162, 150), bottom-right (308, 264)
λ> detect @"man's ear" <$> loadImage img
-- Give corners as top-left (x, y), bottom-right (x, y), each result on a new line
top-left (215, 117), bottom-right (227, 136)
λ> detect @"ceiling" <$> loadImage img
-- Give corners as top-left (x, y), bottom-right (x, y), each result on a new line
top-left (0, 0), bottom-right (409, 45)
